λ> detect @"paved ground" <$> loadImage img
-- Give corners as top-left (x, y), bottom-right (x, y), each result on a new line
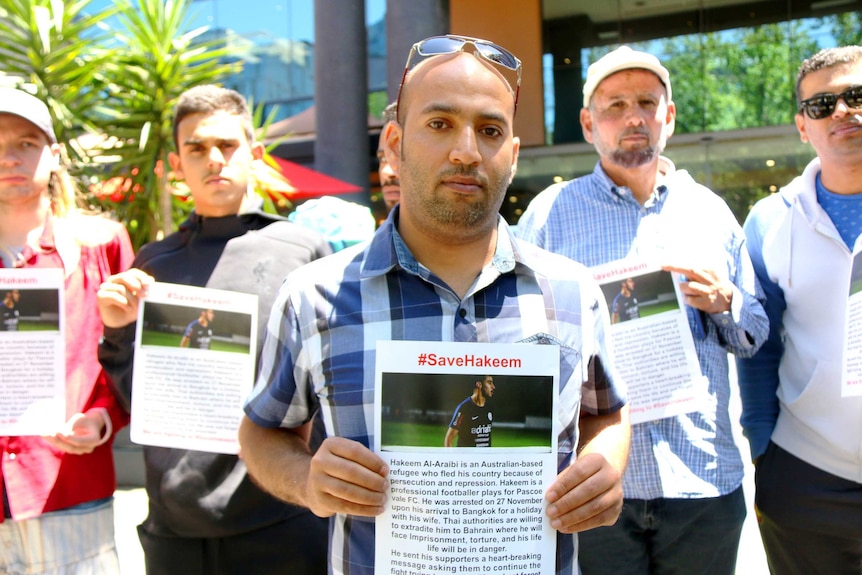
top-left (114, 487), bottom-right (146, 575)
top-left (112, 362), bottom-right (770, 574)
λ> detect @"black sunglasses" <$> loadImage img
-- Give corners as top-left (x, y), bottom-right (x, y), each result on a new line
top-left (395, 35), bottom-right (522, 118)
top-left (798, 85), bottom-right (862, 120)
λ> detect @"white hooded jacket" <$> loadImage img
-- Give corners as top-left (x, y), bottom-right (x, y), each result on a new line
top-left (739, 157), bottom-right (862, 483)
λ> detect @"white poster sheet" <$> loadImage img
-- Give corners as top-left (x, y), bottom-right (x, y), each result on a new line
top-left (842, 250), bottom-right (862, 396)
top-left (593, 261), bottom-right (707, 424)
top-left (0, 268), bottom-right (65, 435)
top-left (130, 282), bottom-right (257, 454)
top-left (374, 341), bottom-right (560, 575)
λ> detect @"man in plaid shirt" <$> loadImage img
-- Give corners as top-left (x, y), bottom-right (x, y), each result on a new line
top-left (239, 35), bottom-right (630, 575)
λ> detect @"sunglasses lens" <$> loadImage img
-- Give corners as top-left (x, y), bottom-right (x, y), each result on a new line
top-left (475, 45), bottom-right (519, 70)
top-left (417, 36), bottom-right (519, 71)
top-left (846, 86), bottom-right (862, 108)
top-left (809, 96), bottom-right (833, 119)
top-left (803, 86), bottom-right (862, 119)
top-left (417, 36), bottom-right (464, 57)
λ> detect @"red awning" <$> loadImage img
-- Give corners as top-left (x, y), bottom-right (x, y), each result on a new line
top-left (265, 155), bottom-right (363, 200)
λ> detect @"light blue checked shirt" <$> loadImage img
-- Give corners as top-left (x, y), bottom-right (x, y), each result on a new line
top-left (245, 208), bottom-right (626, 575)
top-left (517, 159), bottom-right (768, 500)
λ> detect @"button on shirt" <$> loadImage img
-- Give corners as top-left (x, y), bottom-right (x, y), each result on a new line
top-left (517, 160), bottom-right (768, 500)
top-left (244, 208), bottom-right (626, 575)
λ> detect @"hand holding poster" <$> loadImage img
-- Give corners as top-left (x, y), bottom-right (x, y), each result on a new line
top-left (592, 261), bottom-right (707, 424)
top-left (374, 341), bottom-right (559, 575)
top-left (129, 282), bottom-right (257, 453)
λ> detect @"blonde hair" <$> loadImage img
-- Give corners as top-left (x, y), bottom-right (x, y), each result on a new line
top-left (48, 165), bottom-right (79, 219)
top-left (50, 147), bottom-right (121, 247)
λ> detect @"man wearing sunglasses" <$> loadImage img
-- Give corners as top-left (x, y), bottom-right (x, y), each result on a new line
top-left (518, 46), bottom-right (769, 575)
top-left (737, 45), bottom-right (862, 574)
top-left (239, 35), bottom-right (630, 575)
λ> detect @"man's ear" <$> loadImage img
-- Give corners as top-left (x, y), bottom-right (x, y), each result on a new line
top-left (383, 120), bottom-right (402, 176)
top-left (795, 112), bottom-right (808, 143)
top-left (168, 151), bottom-right (183, 180)
top-left (508, 136), bottom-right (521, 185)
top-left (665, 100), bottom-right (676, 139)
top-left (251, 142), bottom-right (265, 161)
top-left (580, 108), bottom-right (594, 144)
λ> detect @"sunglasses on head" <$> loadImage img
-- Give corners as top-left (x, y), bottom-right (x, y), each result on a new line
top-left (798, 85), bottom-right (862, 120)
top-left (395, 35), bottom-right (522, 118)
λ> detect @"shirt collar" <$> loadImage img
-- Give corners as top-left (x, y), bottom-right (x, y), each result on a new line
top-left (13, 212), bottom-right (58, 266)
top-left (592, 159), bottom-right (670, 208)
top-left (361, 205), bottom-right (520, 280)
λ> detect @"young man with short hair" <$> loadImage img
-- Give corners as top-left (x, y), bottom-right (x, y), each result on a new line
top-left (737, 45), bottom-right (862, 575)
top-left (97, 85), bottom-right (331, 575)
top-left (445, 375), bottom-right (495, 447)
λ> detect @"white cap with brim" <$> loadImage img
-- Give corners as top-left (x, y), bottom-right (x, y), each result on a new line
top-left (582, 46), bottom-right (672, 108)
top-left (0, 88), bottom-right (57, 143)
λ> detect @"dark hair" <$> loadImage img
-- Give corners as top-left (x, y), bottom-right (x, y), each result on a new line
top-left (172, 85), bottom-right (254, 148)
top-left (796, 45), bottom-right (862, 105)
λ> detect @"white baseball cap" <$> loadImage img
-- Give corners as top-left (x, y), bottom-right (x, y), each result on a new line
top-left (0, 88), bottom-right (57, 143)
top-left (582, 46), bottom-right (671, 108)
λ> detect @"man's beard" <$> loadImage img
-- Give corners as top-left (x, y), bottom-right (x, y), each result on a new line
top-left (406, 160), bottom-right (499, 229)
top-left (422, 197), bottom-right (488, 228)
top-left (596, 126), bottom-right (663, 168)
top-left (610, 145), bottom-right (658, 168)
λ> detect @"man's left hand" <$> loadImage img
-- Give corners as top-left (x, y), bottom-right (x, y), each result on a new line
top-left (43, 412), bottom-right (105, 455)
top-left (664, 265), bottom-right (733, 314)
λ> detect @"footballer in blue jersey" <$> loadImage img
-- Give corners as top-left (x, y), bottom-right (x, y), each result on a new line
top-left (444, 375), bottom-right (495, 447)
top-left (611, 278), bottom-right (639, 324)
top-left (181, 309), bottom-right (214, 349)
top-left (0, 289), bottom-right (20, 331)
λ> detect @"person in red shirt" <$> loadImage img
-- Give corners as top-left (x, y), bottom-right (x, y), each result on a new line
top-left (0, 87), bottom-right (133, 573)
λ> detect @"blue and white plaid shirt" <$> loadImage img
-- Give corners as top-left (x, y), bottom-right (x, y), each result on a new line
top-left (517, 159), bottom-right (768, 500)
top-left (245, 208), bottom-right (626, 575)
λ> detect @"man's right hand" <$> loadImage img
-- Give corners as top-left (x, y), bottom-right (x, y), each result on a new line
top-left (97, 269), bottom-right (154, 328)
top-left (304, 436), bottom-right (390, 518)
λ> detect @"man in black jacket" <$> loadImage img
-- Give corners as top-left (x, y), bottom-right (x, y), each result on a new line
top-left (97, 85), bottom-right (331, 575)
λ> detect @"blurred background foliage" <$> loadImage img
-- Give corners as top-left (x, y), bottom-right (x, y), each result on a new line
top-left (0, 0), bottom-right (259, 249)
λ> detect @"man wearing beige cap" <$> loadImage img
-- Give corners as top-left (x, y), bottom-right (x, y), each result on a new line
top-left (518, 47), bottom-right (768, 574)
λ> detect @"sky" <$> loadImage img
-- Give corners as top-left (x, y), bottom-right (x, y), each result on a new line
top-left (88, 0), bottom-right (387, 43)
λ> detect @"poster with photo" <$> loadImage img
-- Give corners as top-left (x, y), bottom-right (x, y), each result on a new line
top-left (0, 268), bottom-right (65, 435)
top-left (374, 340), bottom-right (559, 575)
top-left (593, 261), bottom-right (707, 424)
top-left (130, 282), bottom-right (257, 454)
top-left (842, 250), bottom-right (862, 397)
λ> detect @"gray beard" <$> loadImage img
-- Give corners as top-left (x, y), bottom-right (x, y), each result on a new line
top-left (611, 146), bottom-right (658, 168)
